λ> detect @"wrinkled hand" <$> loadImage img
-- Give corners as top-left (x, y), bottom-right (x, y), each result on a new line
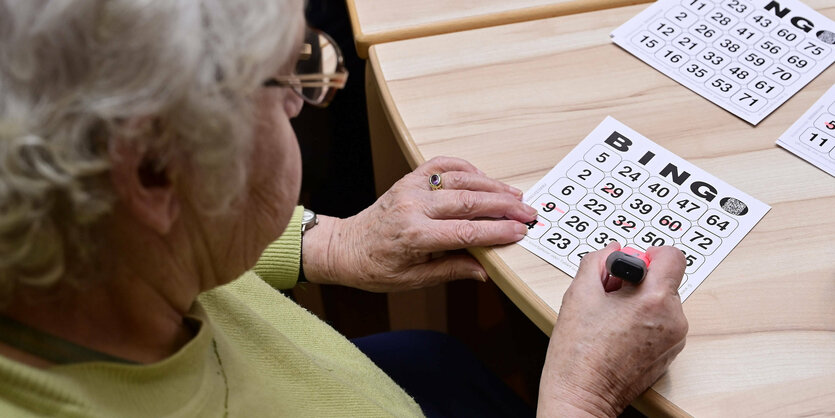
top-left (304, 156), bottom-right (537, 292)
top-left (538, 243), bottom-right (688, 417)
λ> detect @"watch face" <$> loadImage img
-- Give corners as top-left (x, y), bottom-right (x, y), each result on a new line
top-left (302, 209), bottom-right (317, 232)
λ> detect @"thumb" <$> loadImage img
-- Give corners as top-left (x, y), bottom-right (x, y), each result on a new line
top-left (571, 241), bottom-right (622, 293)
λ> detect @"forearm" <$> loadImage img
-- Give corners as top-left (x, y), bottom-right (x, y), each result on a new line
top-left (537, 353), bottom-right (621, 418)
top-left (537, 399), bottom-right (612, 418)
top-left (537, 381), bottom-right (620, 417)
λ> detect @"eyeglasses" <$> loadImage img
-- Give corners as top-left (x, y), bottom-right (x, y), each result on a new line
top-left (263, 27), bottom-right (348, 108)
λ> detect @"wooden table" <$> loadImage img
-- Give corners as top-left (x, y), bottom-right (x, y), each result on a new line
top-left (367, 2), bottom-right (835, 415)
top-left (346, 0), bottom-right (651, 58)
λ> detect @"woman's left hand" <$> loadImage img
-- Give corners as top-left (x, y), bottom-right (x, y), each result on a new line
top-left (302, 156), bottom-right (537, 292)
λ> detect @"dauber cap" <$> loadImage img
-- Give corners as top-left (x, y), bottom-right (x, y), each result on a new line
top-left (605, 249), bottom-right (648, 283)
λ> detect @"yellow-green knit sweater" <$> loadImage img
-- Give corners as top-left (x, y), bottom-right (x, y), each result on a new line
top-left (0, 207), bottom-right (423, 417)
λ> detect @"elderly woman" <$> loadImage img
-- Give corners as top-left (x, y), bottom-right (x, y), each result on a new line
top-left (0, 0), bottom-right (688, 416)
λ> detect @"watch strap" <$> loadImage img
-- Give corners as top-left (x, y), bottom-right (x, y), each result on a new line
top-left (298, 208), bottom-right (317, 284)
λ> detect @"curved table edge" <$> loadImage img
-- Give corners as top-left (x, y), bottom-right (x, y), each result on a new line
top-left (351, 0), bottom-right (653, 58)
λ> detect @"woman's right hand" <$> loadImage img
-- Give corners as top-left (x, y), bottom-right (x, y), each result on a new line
top-left (537, 243), bottom-right (688, 417)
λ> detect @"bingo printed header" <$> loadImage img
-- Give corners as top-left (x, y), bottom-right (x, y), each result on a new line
top-left (602, 131), bottom-right (751, 216)
top-left (760, 0), bottom-right (835, 43)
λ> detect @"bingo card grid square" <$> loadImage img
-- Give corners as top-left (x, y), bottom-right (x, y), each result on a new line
top-left (610, 0), bottom-right (835, 125)
top-left (777, 83), bottom-right (835, 176)
top-left (518, 117), bottom-right (770, 301)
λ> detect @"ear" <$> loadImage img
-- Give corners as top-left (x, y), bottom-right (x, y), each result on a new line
top-left (108, 138), bottom-right (180, 235)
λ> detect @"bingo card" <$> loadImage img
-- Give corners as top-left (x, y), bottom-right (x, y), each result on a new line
top-left (518, 117), bottom-right (770, 301)
top-left (610, 0), bottom-right (835, 125)
top-left (777, 83), bottom-right (835, 176)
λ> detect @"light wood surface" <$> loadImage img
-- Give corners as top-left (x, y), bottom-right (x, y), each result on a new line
top-left (369, 2), bottom-right (835, 416)
top-left (346, 0), bottom-right (652, 58)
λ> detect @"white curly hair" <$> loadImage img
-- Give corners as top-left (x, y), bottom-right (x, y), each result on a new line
top-left (0, 0), bottom-right (304, 299)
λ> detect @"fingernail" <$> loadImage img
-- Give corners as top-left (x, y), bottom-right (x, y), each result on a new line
top-left (515, 223), bottom-right (528, 236)
top-left (508, 186), bottom-right (523, 199)
top-left (525, 205), bottom-right (538, 217)
top-left (474, 271), bottom-right (487, 282)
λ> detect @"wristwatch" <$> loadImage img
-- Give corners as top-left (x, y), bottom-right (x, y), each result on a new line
top-left (299, 208), bottom-right (318, 283)
top-left (301, 208), bottom-right (318, 234)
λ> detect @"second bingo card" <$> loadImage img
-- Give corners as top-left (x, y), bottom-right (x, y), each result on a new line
top-left (777, 83), bottom-right (835, 176)
top-left (518, 117), bottom-right (770, 301)
top-left (610, 0), bottom-right (835, 125)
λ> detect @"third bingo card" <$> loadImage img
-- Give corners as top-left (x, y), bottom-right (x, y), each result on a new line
top-left (610, 0), bottom-right (835, 125)
top-left (777, 83), bottom-right (835, 176)
top-left (518, 117), bottom-right (770, 301)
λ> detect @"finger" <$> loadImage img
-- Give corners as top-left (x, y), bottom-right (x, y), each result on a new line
top-left (437, 171), bottom-right (523, 199)
top-left (425, 190), bottom-right (536, 222)
top-left (414, 156), bottom-right (482, 177)
top-left (418, 219), bottom-right (529, 251)
top-left (398, 254), bottom-right (488, 289)
top-left (572, 241), bottom-right (622, 293)
top-left (603, 273), bottom-right (623, 292)
top-left (643, 246), bottom-right (686, 295)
